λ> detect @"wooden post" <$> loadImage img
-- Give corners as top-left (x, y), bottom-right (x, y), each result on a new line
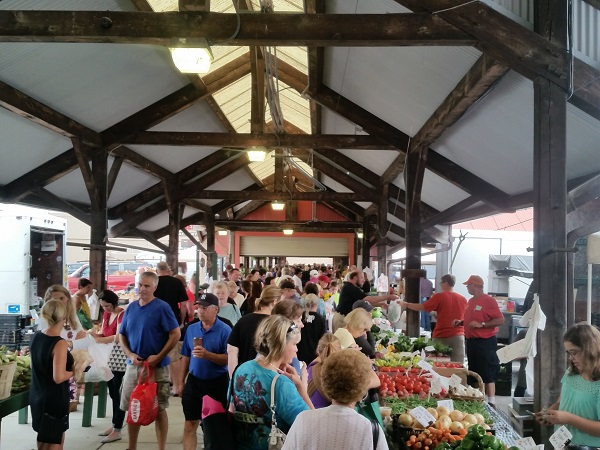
top-left (362, 215), bottom-right (371, 269)
top-left (166, 202), bottom-right (180, 273)
top-left (404, 149), bottom-right (424, 337)
top-left (377, 185), bottom-right (388, 280)
top-left (533, 1), bottom-right (568, 442)
top-left (89, 150), bottom-right (107, 301)
top-left (206, 215), bottom-right (218, 280)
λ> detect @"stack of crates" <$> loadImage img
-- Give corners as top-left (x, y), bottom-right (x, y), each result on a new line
top-left (0, 315), bottom-right (22, 351)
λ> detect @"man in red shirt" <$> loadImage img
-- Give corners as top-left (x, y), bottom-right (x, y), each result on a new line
top-left (401, 274), bottom-right (467, 363)
top-left (453, 275), bottom-right (504, 407)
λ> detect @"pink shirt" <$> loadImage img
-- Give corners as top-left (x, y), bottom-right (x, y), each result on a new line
top-left (463, 294), bottom-right (503, 339)
top-left (101, 310), bottom-right (124, 337)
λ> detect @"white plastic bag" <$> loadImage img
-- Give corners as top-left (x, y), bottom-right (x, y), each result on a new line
top-left (387, 300), bottom-right (401, 323)
top-left (88, 289), bottom-right (100, 321)
top-left (84, 340), bottom-right (114, 382)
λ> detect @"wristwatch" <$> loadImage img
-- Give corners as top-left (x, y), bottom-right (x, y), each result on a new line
top-left (481, 322), bottom-right (486, 328)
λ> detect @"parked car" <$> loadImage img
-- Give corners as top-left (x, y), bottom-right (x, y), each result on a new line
top-left (67, 262), bottom-right (87, 275)
top-left (67, 261), bottom-right (154, 293)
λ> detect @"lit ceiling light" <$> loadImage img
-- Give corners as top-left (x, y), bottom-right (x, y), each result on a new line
top-left (247, 146), bottom-right (267, 162)
top-left (357, 231), bottom-right (364, 239)
top-left (170, 38), bottom-right (213, 74)
top-left (217, 230), bottom-right (228, 236)
top-left (283, 229), bottom-right (294, 235)
top-left (271, 201), bottom-right (285, 211)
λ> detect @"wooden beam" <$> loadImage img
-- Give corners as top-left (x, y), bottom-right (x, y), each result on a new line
top-left (129, 229), bottom-right (169, 252)
top-left (421, 196), bottom-right (479, 229)
top-left (111, 148), bottom-right (238, 217)
top-left (582, 0), bottom-right (600, 10)
top-left (179, 0), bottom-right (209, 11)
top-left (216, 220), bottom-right (362, 231)
top-left (381, 54), bottom-right (509, 184)
top-left (181, 198), bottom-right (213, 214)
top-left (234, 200), bottom-right (268, 220)
top-left (0, 11), bottom-right (476, 46)
top-left (189, 189), bottom-right (376, 202)
top-left (30, 188), bottom-right (91, 224)
top-left (0, 148), bottom-right (78, 202)
top-left (107, 156), bottom-right (124, 199)
top-left (0, 79), bottom-right (102, 147)
top-left (71, 137), bottom-right (100, 209)
top-left (124, 131), bottom-right (395, 149)
top-left (111, 145), bottom-right (171, 180)
top-left (109, 154), bottom-right (249, 237)
top-left (102, 53), bottom-right (251, 146)
top-left (153, 211), bottom-right (207, 240)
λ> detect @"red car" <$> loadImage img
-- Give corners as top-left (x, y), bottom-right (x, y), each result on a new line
top-left (67, 261), bottom-right (151, 293)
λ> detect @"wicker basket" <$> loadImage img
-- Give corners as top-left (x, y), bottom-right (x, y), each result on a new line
top-left (0, 362), bottom-right (17, 400)
top-left (448, 370), bottom-right (485, 402)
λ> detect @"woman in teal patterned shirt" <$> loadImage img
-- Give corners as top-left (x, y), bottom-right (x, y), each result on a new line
top-left (536, 323), bottom-right (600, 446)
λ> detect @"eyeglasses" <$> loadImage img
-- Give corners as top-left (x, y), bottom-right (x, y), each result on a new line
top-left (287, 323), bottom-right (298, 334)
top-left (565, 349), bottom-right (580, 358)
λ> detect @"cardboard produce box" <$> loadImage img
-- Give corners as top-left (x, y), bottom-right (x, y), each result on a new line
top-left (431, 366), bottom-right (468, 385)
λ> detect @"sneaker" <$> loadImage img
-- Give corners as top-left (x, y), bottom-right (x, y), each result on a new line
top-left (100, 431), bottom-right (122, 443)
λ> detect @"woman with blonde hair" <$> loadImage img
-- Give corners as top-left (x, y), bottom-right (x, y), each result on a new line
top-left (231, 315), bottom-right (313, 450)
top-left (213, 280), bottom-right (241, 325)
top-left (283, 349), bottom-right (388, 449)
top-left (30, 299), bottom-right (75, 450)
top-left (227, 286), bottom-right (281, 374)
top-left (333, 308), bottom-right (373, 350)
top-left (306, 333), bottom-right (341, 408)
top-left (41, 285), bottom-right (86, 345)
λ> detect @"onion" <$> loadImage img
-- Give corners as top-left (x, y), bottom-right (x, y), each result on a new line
top-left (474, 413), bottom-right (485, 425)
top-left (427, 408), bottom-right (439, 420)
top-left (464, 414), bottom-right (478, 425)
top-left (399, 413), bottom-right (413, 427)
top-left (449, 410), bottom-right (465, 422)
top-left (449, 421), bottom-right (464, 433)
top-left (437, 406), bottom-right (450, 416)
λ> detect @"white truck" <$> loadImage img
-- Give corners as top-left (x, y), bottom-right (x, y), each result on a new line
top-left (0, 205), bottom-right (67, 314)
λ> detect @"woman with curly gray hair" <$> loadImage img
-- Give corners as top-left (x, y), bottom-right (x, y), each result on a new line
top-left (282, 349), bottom-right (388, 449)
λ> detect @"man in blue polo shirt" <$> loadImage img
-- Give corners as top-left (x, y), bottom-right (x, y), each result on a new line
top-left (119, 271), bottom-right (180, 450)
top-left (179, 293), bottom-right (231, 450)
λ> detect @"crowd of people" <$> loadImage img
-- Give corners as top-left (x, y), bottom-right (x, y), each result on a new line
top-left (30, 261), bottom-right (600, 449)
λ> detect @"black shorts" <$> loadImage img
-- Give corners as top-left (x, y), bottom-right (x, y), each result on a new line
top-left (182, 372), bottom-right (229, 421)
top-left (466, 336), bottom-right (500, 384)
top-left (37, 413), bottom-right (69, 444)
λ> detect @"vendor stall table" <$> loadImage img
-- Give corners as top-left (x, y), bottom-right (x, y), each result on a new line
top-left (0, 391), bottom-right (29, 443)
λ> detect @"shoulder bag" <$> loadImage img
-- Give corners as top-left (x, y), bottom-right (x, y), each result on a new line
top-left (268, 374), bottom-right (286, 450)
top-left (107, 312), bottom-right (127, 372)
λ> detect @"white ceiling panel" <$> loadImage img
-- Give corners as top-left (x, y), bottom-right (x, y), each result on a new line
top-left (107, 162), bottom-right (161, 208)
top-left (128, 146), bottom-right (222, 173)
top-left (0, 109), bottom-right (72, 185)
top-left (337, 149), bottom-right (400, 178)
top-left (0, 43), bottom-right (188, 132)
top-left (566, 104), bottom-right (600, 179)
top-left (205, 169), bottom-right (256, 190)
top-left (432, 70), bottom-right (534, 195)
top-left (139, 211), bottom-right (170, 232)
top-left (149, 102), bottom-right (229, 132)
top-left (421, 170), bottom-right (471, 212)
top-left (324, 46), bottom-right (481, 136)
top-left (44, 170), bottom-right (89, 204)
top-left (319, 175), bottom-right (352, 193)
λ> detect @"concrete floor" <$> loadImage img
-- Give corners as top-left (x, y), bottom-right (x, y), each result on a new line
top-left (1, 395), bottom-right (201, 450)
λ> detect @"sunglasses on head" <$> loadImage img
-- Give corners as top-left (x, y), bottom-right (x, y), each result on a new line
top-left (287, 323), bottom-right (298, 334)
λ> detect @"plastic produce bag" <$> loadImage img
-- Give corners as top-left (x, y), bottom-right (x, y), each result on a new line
top-left (84, 340), bottom-right (114, 383)
top-left (387, 300), bottom-right (401, 323)
top-left (127, 361), bottom-right (158, 426)
top-left (88, 289), bottom-right (100, 321)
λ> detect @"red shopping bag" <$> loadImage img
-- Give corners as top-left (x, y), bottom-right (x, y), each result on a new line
top-left (126, 361), bottom-right (158, 426)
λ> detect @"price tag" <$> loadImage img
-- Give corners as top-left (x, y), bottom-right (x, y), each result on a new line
top-left (549, 426), bottom-right (572, 450)
top-left (437, 399), bottom-right (454, 412)
top-left (430, 377), bottom-right (442, 395)
top-left (389, 335), bottom-right (398, 345)
top-left (515, 437), bottom-right (537, 450)
top-left (449, 374), bottom-right (463, 388)
top-left (398, 352), bottom-right (413, 358)
top-left (425, 345), bottom-right (436, 352)
top-left (409, 406), bottom-right (437, 428)
top-left (417, 359), bottom-right (433, 372)
top-left (421, 349), bottom-right (426, 359)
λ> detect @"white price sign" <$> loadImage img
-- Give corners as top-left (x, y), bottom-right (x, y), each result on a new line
top-left (409, 406), bottom-right (437, 428)
top-left (549, 426), bottom-right (572, 450)
top-left (425, 345), bottom-right (436, 352)
top-left (417, 359), bottom-right (433, 372)
top-left (515, 437), bottom-right (537, 450)
top-left (449, 374), bottom-right (463, 389)
top-left (437, 399), bottom-right (454, 412)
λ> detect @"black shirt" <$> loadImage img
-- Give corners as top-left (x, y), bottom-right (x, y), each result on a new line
top-left (154, 275), bottom-right (188, 324)
top-left (337, 281), bottom-right (367, 315)
top-left (297, 312), bottom-right (327, 364)
top-left (227, 313), bottom-right (269, 366)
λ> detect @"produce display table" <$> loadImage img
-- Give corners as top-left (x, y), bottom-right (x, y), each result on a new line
top-left (482, 403), bottom-right (521, 447)
top-left (82, 381), bottom-right (108, 427)
top-left (0, 391), bottom-right (29, 437)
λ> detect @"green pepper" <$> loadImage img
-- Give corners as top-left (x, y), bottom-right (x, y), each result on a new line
top-left (461, 437), bottom-right (476, 450)
top-left (451, 440), bottom-right (462, 449)
top-left (435, 443), bottom-right (452, 450)
top-left (467, 424), bottom-right (486, 441)
top-left (481, 434), bottom-right (500, 450)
